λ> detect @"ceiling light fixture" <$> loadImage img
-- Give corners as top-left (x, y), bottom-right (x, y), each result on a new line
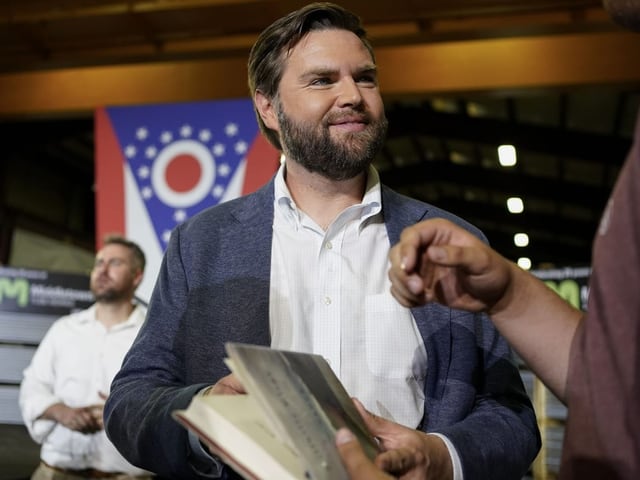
top-left (498, 144), bottom-right (517, 167)
top-left (507, 197), bottom-right (524, 213)
top-left (517, 257), bottom-right (532, 270)
top-left (514, 233), bottom-right (529, 247)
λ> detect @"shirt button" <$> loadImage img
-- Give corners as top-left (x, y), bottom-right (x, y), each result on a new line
top-left (324, 296), bottom-right (332, 305)
top-left (325, 241), bottom-right (332, 250)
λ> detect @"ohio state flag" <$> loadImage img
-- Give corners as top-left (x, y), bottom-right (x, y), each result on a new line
top-left (95, 99), bottom-right (280, 301)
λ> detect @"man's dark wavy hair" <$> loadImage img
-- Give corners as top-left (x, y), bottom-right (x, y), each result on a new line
top-left (247, 2), bottom-right (374, 150)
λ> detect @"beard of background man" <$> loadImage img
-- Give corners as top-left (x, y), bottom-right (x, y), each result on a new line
top-left (91, 272), bottom-right (134, 304)
top-left (276, 102), bottom-right (389, 181)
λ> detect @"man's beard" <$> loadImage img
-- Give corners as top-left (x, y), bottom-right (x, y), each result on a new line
top-left (91, 283), bottom-right (130, 303)
top-left (277, 105), bottom-right (388, 181)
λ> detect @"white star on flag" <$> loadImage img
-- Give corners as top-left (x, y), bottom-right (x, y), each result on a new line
top-left (145, 146), bottom-right (157, 159)
top-left (173, 209), bottom-right (187, 222)
top-left (213, 143), bottom-right (225, 156)
top-left (136, 127), bottom-right (148, 141)
top-left (225, 123), bottom-right (239, 136)
top-left (160, 131), bottom-right (173, 144)
top-left (125, 145), bottom-right (137, 158)
top-left (180, 125), bottom-right (193, 137)
top-left (199, 129), bottom-right (212, 142)
top-left (138, 166), bottom-right (150, 179)
top-left (235, 141), bottom-right (248, 154)
top-left (218, 163), bottom-right (231, 176)
top-left (212, 185), bottom-right (225, 198)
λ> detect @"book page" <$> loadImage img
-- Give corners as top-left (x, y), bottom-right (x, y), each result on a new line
top-left (173, 394), bottom-right (304, 480)
top-left (225, 343), bottom-right (380, 480)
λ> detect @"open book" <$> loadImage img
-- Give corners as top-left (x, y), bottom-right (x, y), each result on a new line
top-left (172, 342), bottom-right (380, 480)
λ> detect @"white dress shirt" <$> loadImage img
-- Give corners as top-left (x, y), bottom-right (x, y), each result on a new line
top-left (270, 164), bottom-right (426, 425)
top-left (19, 304), bottom-right (150, 475)
top-left (269, 164), bottom-right (463, 479)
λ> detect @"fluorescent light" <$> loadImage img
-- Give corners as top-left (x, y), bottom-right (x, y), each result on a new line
top-left (514, 233), bottom-right (529, 247)
top-left (517, 257), bottom-right (532, 270)
top-left (507, 197), bottom-right (524, 214)
top-left (498, 145), bottom-right (517, 166)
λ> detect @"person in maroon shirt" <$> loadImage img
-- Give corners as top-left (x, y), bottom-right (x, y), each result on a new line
top-left (335, 0), bottom-right (640, 478)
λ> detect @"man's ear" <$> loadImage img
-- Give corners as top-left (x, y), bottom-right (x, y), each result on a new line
top-left (132, 269), bottom-right (143, 289)
top-left (254, 90), bottom-right (279, 132)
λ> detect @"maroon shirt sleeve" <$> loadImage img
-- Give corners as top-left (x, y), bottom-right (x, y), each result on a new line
top-left (560, 111), bottom-right (640, 480)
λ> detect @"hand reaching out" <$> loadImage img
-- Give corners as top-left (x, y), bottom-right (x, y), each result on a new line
top-left (388, 218), bottom-right (512, 315)
top-left (388, 217), bottom-right (581, 400)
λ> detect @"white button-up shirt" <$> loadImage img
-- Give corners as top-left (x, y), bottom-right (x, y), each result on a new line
top-left (19, 304), bottom-right (150, 474)
top-left (270, 165), bottom-right (428, 428)
top-left (270, 165), bottom-right (463, 479)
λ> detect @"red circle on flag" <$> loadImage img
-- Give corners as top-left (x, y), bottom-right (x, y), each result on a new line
top-left (165, 154), bottom-right (201, 193)
top-left (152, 139), bottom-right (215, 208)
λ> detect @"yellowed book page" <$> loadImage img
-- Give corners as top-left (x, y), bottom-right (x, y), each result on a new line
top-left (173, 394), bottom-right (305, 480)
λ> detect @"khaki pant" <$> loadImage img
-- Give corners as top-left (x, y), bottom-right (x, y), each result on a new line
top-left (32, 462), bottom-right (153, 480)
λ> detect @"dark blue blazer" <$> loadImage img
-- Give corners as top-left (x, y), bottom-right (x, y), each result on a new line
top-left (105, 179), bottom-right (540, 479)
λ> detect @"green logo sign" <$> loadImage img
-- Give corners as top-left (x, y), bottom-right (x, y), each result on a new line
top-left (545, 279), bottom-right (580, 309)
top-left (0, 278), bottom-right (29, 307)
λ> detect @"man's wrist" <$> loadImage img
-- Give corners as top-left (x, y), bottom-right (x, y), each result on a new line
top-left (40, 402), bottom-right (65, 422)
top-left (425, 433), bottom-right (458, 480)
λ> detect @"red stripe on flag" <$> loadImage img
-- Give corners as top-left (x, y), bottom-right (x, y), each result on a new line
top-left (94, 107), bottom-right (126, 249)
top-left (241, 133), bottom-right (280, 195)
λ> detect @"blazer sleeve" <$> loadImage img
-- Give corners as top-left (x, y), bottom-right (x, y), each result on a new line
top-left (383, 187), bottom-right (541, 479)
top-left (426, 309), bottom-right (541, 480)
top-left (105, 193), bottom-right (273, 479)
top-left (104, 225), bottom-right (214, 478)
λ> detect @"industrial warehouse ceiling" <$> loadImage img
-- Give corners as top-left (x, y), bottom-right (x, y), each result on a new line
top-left (1, 0), bottom-right (639, 268)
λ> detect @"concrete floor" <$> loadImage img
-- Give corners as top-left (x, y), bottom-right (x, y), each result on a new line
top-left (0, 425), bottom-right (40, 480)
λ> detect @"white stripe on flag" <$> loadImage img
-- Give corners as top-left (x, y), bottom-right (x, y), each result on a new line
top-left (125, 161), bottom-right (164, 303)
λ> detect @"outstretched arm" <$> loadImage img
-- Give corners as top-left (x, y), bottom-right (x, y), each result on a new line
top-left (388, 218), bottom-right (582, 401)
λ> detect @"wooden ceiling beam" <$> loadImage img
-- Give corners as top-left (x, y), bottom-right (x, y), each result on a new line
top-left (0, 0), bottom-right (255, 22)
top-left (1, 30), bottom-right (640, 117)
top-left (376, 30), bottom-right (640, 96)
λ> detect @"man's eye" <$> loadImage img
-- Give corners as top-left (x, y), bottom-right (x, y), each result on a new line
top-left (310, 77), bottom-right (332, 86)
top-left (356, 75), bottom-right (376, 84)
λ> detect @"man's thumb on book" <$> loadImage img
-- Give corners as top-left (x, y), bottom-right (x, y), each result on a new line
top-left (336, 428), bottom-right (356, 446)
top-left (336, 428), bottom-right (394, 479)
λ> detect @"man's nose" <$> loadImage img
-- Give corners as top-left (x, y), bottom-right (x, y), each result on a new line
top-left (336, 78), bottom-right (363, 107)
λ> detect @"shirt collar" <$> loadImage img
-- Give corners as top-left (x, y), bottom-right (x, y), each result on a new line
top-left (274, 163), bottom-right (382, 230)
top-left (77, 303), bottom-right (144, 330)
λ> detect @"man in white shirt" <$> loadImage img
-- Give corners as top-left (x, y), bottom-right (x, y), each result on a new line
top-left (20, 235), bottom-right (152, 479)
